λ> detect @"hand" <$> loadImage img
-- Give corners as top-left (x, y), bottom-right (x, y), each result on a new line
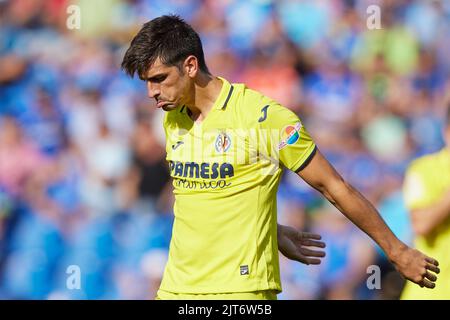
top-left (277, 224), bottom-right (326, 265)
top-left (390, 245), bottom-right (440, 289)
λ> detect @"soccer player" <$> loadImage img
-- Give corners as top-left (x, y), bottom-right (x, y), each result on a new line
top-left (401, 104), bottom-right (450, 299)
top-left (121, 15), bottom-right (440, 300)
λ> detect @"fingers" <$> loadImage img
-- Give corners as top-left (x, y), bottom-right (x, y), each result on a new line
top-left (418, 278), bottom-right (435, 289)
top-left (424, 271), bottom-right (437, 282)
top-left (291, 253), bottom-right (323, 265)
top-left (298, 232), bottom-right (326, 248)
top-left (300, 239), bottom-right (326, 248)
top-left (300, 247), bottom-right (326, 258)
top-left (397, 250), bottom-right (439, 289)
top-left (425, 257), bottom-right (439, 267)
top-left (416, 261), bottom-right (439, 289)
top-left (298, 232), bottom-right (322, 240)
top-left (304, 258), bottom-right (322, 265)
top-left (422, 256), bottom-right (439, 286)
top-left (426, 262), bottom-right (440, 274)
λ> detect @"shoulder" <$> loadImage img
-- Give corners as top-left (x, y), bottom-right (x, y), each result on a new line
top-left (403, 149), bottom-right (443, 194)
top-left (238, 85), bottom-right (274, 111)
top-left (232, 83), bottom-right (299, 128)
top-left (403, 150), bottom-right (444, 208)
top-left (407, 150), bottom-right (442, 175)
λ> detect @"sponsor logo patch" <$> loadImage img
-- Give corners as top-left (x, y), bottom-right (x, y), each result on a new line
top-left (278, 122), bottom-right (302, 150)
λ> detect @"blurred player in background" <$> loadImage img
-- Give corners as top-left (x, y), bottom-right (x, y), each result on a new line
top-left (401, 103), bottom-right (450, 299)
top-left (121, 15), bottom-right (440, 300)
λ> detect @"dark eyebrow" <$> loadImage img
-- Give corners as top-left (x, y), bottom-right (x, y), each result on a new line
top-left (145, 73), bottom-right (168, 82)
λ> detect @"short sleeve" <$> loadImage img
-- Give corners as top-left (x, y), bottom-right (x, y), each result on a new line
top-left (403, 164), bottom-right (432, 210)
top-left (259, 103), bottom-right (316, 172)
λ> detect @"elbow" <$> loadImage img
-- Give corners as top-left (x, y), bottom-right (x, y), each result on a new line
top-left (319, 176), bottom-right (348, 206)
top-left (315, 181), bottom-right (332, 202)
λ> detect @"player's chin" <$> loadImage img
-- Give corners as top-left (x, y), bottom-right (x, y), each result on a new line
top-left (162, 103), bottom-right (178, 111)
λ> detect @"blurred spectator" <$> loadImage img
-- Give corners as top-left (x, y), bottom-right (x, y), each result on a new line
top-left (0, 116), bottom-right (47, 197)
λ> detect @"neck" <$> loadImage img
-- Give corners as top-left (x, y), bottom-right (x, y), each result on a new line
top-left (186, 72), bottom-right (222, 122)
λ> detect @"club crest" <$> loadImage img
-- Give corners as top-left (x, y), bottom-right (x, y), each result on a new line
top-left (215, 131), bottom-right (231, 153)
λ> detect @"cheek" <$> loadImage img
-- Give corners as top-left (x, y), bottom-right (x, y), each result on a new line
top-left (172, 81), bottom-right (189, 102)
top-left (164, 79), bottom-right (183, 100)
top-left (166, 86), bottom-right (182, 102)
top-left (163, 72), bottom-right (190, 102)
top-left (180, 79), bottom-right (193, 99)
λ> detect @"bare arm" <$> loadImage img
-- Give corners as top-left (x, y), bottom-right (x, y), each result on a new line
top-left (297, 149), bottom-right (440, 288)
top-left (410, 190), bottom-right (450, 236)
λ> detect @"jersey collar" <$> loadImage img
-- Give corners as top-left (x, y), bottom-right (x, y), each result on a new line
top-left (179, 77), bottom-right (234, 115)
top-left (213, 77), bottom-right (234, 110)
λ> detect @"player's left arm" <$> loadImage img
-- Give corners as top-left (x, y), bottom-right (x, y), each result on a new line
top-left (297, 148), bottom-right (440, 289)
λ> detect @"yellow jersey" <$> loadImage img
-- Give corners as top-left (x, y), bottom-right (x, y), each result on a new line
top-left (159, 77), bottom-right (316, 294)
top-left (401, 147), bottom-right (450, 299)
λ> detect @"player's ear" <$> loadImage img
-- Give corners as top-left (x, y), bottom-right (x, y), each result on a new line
top-left (183, 55), bottom-right (198, 78)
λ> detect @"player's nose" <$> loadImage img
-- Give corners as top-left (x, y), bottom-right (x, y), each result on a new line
top-left (147, 81), bottom-right (160, 100)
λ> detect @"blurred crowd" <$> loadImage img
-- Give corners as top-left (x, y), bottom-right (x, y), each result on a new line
top-left (0, 0), bottom-right (449, 299)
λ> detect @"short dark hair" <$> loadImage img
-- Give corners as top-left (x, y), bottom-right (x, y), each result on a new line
top-left (121, 14), bottom-right (210, 79)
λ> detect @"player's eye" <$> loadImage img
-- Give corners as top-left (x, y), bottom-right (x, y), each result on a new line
top-left (149, 75), bottom-right (167, 83)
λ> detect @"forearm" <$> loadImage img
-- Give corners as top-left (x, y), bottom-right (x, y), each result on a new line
top-left (322, 179), bottom-right (405, 259)
top-left (412, 190), bottom-right (450, 236)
